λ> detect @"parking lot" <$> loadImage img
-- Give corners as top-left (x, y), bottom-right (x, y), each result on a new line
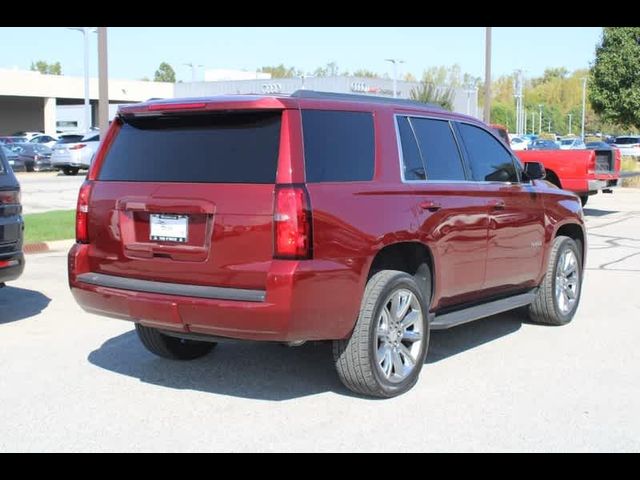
top-left (1, 188), bottom-right (639, 452)
top-left (16, 172), bottom-right (85, 215)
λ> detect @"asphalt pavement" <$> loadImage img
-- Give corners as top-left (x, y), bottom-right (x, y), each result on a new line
top-left (0, 189), bottom-right (639, 452)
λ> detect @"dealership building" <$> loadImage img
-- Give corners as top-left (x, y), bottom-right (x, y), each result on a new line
top-left (0, 68), bottom-right (479, 135)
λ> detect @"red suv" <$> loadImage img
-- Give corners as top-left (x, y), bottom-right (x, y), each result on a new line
top-left (69, 91), bottom-right (586, 398)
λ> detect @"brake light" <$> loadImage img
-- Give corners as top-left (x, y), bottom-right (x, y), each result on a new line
top-left (69, 144), bottom-right (87, 150)
top-left (0, 190), bottom-right (20, 205)
top-left (273, 185), bottom-right (312, 259)
top-left (148, 102), bottom-right (206, 111)
top-left (87, 118), bottom-right (121, 181)
top-left (76, 180), bottom-right (93, 243)
top-left (587, 154), bottom-right (596, 175)
top-left (614, 149), bottom-right (621, 172)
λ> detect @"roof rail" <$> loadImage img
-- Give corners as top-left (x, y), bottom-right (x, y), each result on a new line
top-left (290, 90), bottom-right (445, 110)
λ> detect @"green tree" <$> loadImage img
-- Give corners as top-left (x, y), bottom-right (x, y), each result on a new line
top-left (353, 69), bottom-right (379, 78)
top-left (154, 62), bottom-right (176, 83)
top-left (257, 64), bottom-right (300, 78)
top-left (590, 27), bottom-right (640, 129)
top-left (410, 82), bottom-right (454, 110)
top-left (30, 60), bottom-right (62, 75)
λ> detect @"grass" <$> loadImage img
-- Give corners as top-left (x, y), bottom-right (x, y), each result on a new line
top-left (621, 155), bottom-right (640, 188)
top-left (23, 209), bottom-right (75, 244)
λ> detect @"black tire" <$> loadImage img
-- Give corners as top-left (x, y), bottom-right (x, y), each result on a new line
top-left (579, 195), bottom-right (588, 207)
top-left (135, 323), bottom-right (216, 360)
top-left (528, 236), bottom-right (583, 326)
top-left (25, 163), bottom-right (34, 173)
top-left (333, 269), bottom-right (431, 398)
top-left (62, 167), bottom-right (79, 176)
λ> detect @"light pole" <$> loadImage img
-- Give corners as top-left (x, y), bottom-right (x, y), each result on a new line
top-left (184, 63), bottom-right (203, 82)
top-left (67, 27), bottom-right (96, 132)
top-left (581, 77), bottom-right (587, 140)
top-left (568, 113), bottom-right (573, 135)
top-left (538, 104), bottom-right (543, 135)
top-left (385, 59), bottom-right (404, 98)
top-left (484, 27), bottom-right (492, 123)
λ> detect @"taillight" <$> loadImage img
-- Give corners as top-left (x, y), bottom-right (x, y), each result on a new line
top-left (148, 102), bottom-right (206, 111)
top-left (69, 143), bottom-right (87, 150)
top-left (76, 180), bottom-right (93, 243)
top-left (88, 118), bottom-right (121, 181)
top-left (273, 185), bottom-right (312, 259)
top-left (615, 149), bottom-right (621, 172)
top-left (0, 190), bottom-right (20, 205)
top-left (587, 154), bottom-right (596, 175)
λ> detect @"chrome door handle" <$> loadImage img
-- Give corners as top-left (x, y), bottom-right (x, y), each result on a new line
top-left (489, 200), bottom-right (506, 210)
top-left (420, 201), bottom-right (442, 212)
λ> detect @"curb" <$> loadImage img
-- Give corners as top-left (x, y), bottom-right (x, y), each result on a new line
top-left (23, 239), bottom-right (75, 255)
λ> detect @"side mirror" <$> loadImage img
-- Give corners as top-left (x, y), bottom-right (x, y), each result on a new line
top-left (524, 161), bottom-right (546, 181)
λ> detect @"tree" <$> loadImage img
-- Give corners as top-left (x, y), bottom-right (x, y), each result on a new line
top-left (30, 60), bottom-right (62, 75)
top-left (409, 82), bottom-right (454, 110)
top-left (154, 62), bottom-right (176, 83)
top-left (257, 64), bottom-right (300, 78)
top-left (590, 27), bottom-right (640, 129)
top-left (352, 69), bottom-right (379, 78)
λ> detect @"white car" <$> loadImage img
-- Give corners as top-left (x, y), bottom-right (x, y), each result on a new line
top-left (11, 131), bottom-right (42, 141)
top-left (559, 138), bottom-right (586, 150)
top-left (29, 134), bottom-right (58, 149)
top-left (613, 136), bottom-right (640, 157)
top-left (51, 131), bottom-right (100, 175)
top-left (509, 136), bottom-right (530, 151)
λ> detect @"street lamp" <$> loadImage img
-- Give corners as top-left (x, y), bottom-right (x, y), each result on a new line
top-left (581, 77), bottom-right (587, 140)
top-left (67, 27), bottom-right (96, 132)
top-left (538, 104), bottom-right (543, 135)
top-left (184, 63), bottom-right (203, 82)
top-left (385, 59), bottom-right (404, 98)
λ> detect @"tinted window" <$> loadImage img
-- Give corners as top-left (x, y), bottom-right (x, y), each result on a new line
top-left (410, 118), bottom-right (466, 181)
top-left (0, 148), bottom-right (6, 174)
top-left (615, 137), bottom-right (640, 145)
top-left (458, 123), bottom-right (519, 182)
top-left (99, 111), bottom-right (281, 183)
top-left (57, 135), bottom-right (84, 144)
top-left (397, 116), bottom-right (425, 180)
top-left (302, 110), bottom-right (374, 182)
top-left (82, 133), bottom-right (99, 142)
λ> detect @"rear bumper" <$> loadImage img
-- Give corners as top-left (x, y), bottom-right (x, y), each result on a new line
top-left (562, 175), bottom-right (619, 194)
top-left (68, 243), bottom-right (363, 342)
top-left (0, 252), bottom-right (25, 283)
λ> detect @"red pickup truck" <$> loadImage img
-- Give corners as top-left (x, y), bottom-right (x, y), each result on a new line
top-left (491, 125), bottom-right (621, 206)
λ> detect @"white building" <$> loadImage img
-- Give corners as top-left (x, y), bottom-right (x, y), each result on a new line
top-left (204, 69), bottom-right (271, 81)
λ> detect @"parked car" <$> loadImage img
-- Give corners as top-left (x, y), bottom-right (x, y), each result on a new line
top-left (51, 132), bottom-right (100, 175)
top-left (612, 135), bottom-right (640, 157)
top-left (0, 145), bottom-right (25, 286)
top-left (11, 131), bottom-right (42, 141)
top-left (69, 92), bottom-right (586, 398)
top-left (0, 136), bottom-right (28, 148)
top-left (509, 136), bottom-right (529, 151)
top-left (1, 146), bottom-right (26, 173)
top-left (528, 139), bottom-right (560, 150)
top-left (13, 143), bottom-right (53, 172)
top-left (586, 141), bottom-right (614, 150)
top-left (28, 134), bottom-right (58, 149)
top-left (559, 138), bottom-right (586, 150)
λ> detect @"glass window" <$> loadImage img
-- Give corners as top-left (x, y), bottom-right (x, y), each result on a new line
top-left (396, 116), bottom-right (425, 180)
top-left (410, 118), bottom-right (466, 181)
top-left (99, 111), bottom-right (281, 184)
top-left (302, 110), bottom-right (374, 182)
top-left (457, 123), bottom-right (519, 183)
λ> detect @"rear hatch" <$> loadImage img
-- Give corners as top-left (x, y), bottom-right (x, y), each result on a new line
top-left (86, 109), bottom-right (283, 291)
top-left (51, 134), bottom-right (85, 164)
top-left (0, 151), bottom-right (22, 255)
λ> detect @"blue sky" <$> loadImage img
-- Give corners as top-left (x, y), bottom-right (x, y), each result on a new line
top-left (0, 27), bottom-right (603, 82)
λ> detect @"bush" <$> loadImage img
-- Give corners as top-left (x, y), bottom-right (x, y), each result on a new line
top-left (621, 155), bottom-right (640, 188)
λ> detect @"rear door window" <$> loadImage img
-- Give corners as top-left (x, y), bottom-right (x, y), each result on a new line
top-left (457, 123), bottom-right (520, 183)
top-left (302, 110), bottom-right (374, 182)
top-left (98, 111), bottom-right (282, 183)
top-left (410, 117), bottom-right (466, 181)
top-left (396, 116), bottom-right (425, 181)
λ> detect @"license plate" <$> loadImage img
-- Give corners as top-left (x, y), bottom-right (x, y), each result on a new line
top-left (150, 214), bottom-right (188, 243)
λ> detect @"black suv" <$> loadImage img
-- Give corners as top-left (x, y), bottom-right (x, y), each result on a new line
top-left (0, 147), bottom-right (24, 286)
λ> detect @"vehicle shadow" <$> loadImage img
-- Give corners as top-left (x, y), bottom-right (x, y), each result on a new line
top-left (0, 286), bottom-right (51, 324)
top-left (88, 310), bottom-right (525, 400)
top-left (583, 208), bottom-right (617, 217)
top-left (426, 310), bottom-right (523, 364)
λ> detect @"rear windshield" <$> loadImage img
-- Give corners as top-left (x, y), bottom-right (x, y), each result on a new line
top-left (57, 135), bottom-right (84, 144)
top-left (615, 137), bottom-right (640, 145)
top-left (0, 149), bottom-right (5, 175)
top-left (98, 111), bottom-right (282, 183)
